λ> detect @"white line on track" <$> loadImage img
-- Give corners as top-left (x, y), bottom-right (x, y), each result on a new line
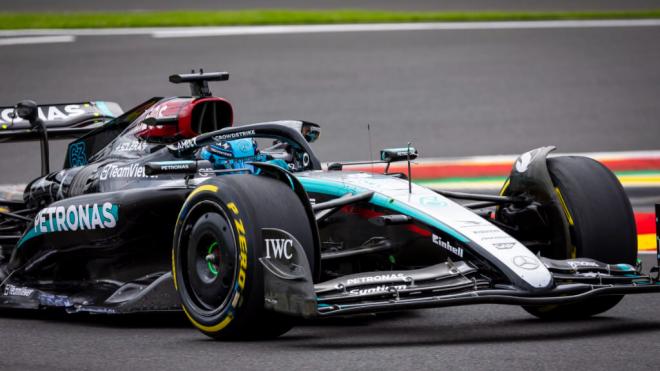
top-left (0, 35), bottom-right (75, 46)
top-left (0, 19), bottom-right (659, 39)
top-left (151, 20), bottom-right (660, 38)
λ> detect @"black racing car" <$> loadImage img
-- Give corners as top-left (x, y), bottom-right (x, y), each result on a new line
top-left (1, 71), bottom-right (659, 340)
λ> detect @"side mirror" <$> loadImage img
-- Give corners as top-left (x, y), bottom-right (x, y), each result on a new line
top-left (380, 147), bottom-right (418, 163)
top-left (278, 121), bottom-right (321, 143)
top-left (13, 100), bottom-right (50, 176)
top-left (15, 100), bottom-right (39, 124)
top-left (301, 122), bottom-right (320, 143)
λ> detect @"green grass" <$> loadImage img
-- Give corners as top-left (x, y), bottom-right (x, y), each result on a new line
top-left (0, 9), bottom-right (659, 29)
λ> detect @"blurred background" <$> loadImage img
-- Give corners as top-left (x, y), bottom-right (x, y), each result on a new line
top-left (1, 1), bottom-right (659, 181)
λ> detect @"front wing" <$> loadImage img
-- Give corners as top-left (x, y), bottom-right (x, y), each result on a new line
top-left (261, 206), bottom-right (660, 318)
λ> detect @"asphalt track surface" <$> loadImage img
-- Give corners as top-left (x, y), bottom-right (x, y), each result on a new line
top-left (5, 0), bottom-right (660, 12)
top-left (1, 24), bottom-right (660, 370)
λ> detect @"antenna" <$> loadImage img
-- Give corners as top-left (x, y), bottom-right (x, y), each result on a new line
top-left (367, 124), bottom-right (374, 174)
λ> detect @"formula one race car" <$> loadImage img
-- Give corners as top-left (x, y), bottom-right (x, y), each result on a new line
top-left (1, 71), bottom-right (659, 340)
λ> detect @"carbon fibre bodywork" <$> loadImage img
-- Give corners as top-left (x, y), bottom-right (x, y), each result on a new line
top-left (1, 73), bottom-right (659, 322)
top-left (0, 94), bottom-right (324, 313)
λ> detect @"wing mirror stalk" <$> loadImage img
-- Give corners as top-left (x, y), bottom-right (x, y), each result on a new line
top-left (11, 100), bottom-right (50, 176)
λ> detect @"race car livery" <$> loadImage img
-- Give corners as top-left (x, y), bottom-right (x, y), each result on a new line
top-left (1, 71), bottom-right (659, 340)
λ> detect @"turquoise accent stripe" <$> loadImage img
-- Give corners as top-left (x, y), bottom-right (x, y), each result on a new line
top-left (300, 177), bottom-right (363, 197)
top-left (95, 101), bottom-right (114, 118)
top-left (17, 228), bottom-right (39, 249)
top-left (617, 264), bottom-right (635, 271)
top-left (299, 177), bottom-right (468, 242)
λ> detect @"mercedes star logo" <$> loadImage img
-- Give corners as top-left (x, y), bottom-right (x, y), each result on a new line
top-left (513, 255), bottom-right (540, 270)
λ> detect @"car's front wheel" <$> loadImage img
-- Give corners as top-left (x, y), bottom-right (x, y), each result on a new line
top-left (522, 156), bottom-right (636, 319)
top-left (173, 174), bottom-right (317, 339)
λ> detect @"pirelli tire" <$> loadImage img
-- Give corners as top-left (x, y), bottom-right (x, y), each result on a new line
top-left (173, 174), bottom-right (317, 340)
top-left (523, 156), bottom-right (637, 320)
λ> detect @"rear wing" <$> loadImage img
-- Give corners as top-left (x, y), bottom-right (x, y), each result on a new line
top-left (0, 101), bottom-right (123, 142)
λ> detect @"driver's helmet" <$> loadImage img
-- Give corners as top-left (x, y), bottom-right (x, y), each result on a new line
top-left (199, 138), bottom-right (288, 173)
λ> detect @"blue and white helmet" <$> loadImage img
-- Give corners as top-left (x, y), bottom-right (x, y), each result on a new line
top-left (200, 138), bottom-right (287, 172)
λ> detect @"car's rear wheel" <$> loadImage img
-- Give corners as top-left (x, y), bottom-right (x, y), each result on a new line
top-left (522, 156), bottom-right (637, 319)
top-left (173, 174), bottom-right (317, 339)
